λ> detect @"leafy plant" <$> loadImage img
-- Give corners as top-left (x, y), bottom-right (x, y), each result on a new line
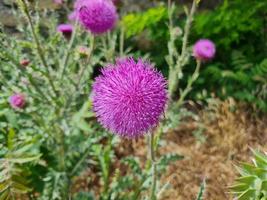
top-left (122, 6), bottom-right (168, 38)
top-left (0, 128), bottom-right (41, 200)
top-left (230, 150), bottom-right (267, 200)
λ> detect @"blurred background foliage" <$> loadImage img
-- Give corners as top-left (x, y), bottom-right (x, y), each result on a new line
top-left (121, 0), bottom-right (267, 111)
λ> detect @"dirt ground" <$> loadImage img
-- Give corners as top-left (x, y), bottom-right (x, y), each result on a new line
top-left (73, 98), bottom-right (267, 200)
top-left (155, 99), bottom-right (267, 200)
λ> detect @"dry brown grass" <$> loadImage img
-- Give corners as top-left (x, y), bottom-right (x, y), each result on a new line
top-left (73, 98), bottom-right (267, 200)
top-left (159, 98), bottom-right (267, 200)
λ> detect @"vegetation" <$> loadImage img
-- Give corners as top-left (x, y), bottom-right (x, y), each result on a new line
top-left (0, 0), bottom-right (266, 200)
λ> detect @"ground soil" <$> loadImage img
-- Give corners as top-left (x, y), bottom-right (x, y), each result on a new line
top-left (73, 99), bottom-right (267, 200)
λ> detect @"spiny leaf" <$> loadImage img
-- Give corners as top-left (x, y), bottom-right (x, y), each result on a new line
top-left (237, 189), bottom-right (256, 200)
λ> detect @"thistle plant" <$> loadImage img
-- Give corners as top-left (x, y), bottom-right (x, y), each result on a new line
top-left (1, 0), bottom-right (119, 198)
top-left (0, 0), bottom-right (216, 199)
top-left (230, 150), bottom-right (267, 200)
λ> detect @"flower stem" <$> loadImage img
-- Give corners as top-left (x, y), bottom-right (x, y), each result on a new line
top-left (20, 0), bottom-right (57, 97)
top-left (167, 0), bottom-right (198, 100)
top-left (181, 0), bottom-right (197, 58)
top-left (149, 133), bottom-right (157, 200)
top-left (60, 20), bottom-right (78, 80)
top-left (176, 60), bottom-right (201, 108)
top-left (119, 26), bottom-right (125, 57)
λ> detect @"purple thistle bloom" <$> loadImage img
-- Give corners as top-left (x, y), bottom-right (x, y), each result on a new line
top-left (57, 24), bottom-right (73, 40)
top-left (9, 93), bottom-right (26, 109)
top-left (74, 0), bottom-right (118, 34)
top-left (193, 39), bottom-right (216, 61)
top-left (92, 57), bottom-right (168, 138)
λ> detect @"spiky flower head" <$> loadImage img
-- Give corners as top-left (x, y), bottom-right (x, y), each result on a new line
top-left (92, 57), bottom-right (167, 138)
top-left (9, 93), bottom-right (26, 109)
top-left (193, 39), bottom-right (216, 61)
top-left (57, 24), bottom-right (73, 40)
top-left (74, 0), bottom-right (118, 34)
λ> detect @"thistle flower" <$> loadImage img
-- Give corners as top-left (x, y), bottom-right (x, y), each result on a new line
top-left (57, 24), bottom-right (73, 40)
top-left (77, 46), bottom-right (89, 58)
top-left (92, 57), bottom-right (167, 138)
top-left (74, 0), bottom-right (118, 34)
top-left (9, 93), bottom-right (26, 109)
top-left (193, 39), bottom-right (216, 61)
top-left (20, 59), bottom-right (30, 67)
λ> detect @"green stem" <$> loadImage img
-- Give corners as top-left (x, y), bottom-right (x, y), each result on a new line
top-left (119, 27), bottom-right (125, 57)
top-left (167, 0), bottom-right (198, 100)
top-left (149, 133), bottom-right (157, 200)
top-left (180, 0), bottom-right (197, 58)
top-left (20, 0), bottom-right (57, 97)
top-left (76, 35), bottom-right (95, 90)
top-left (176, 60), bottom-right (201, 108)
top-left (61, 35), bottom-right (95, 119)
top-left (70, 147), bottom-right (91, 177)
top-left (60, 21), bottom-right (78, 80)
top-left (58, 128), bottom-right (65, 171)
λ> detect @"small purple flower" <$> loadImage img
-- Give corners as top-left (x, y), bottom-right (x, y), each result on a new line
top-left (57, 24), bottom-right (73, 40)
top-left (193, 39), bottom-right (216, 61)
top-left (74, 0), bottom-right (118, 34)
top-left (9, 93), bottom-right (26, 109)
top-left (92, 57), bottom-right (168, 138)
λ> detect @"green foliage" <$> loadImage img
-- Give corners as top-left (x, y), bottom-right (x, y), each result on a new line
top-left (191, 0), bottom-right (267, 111)
top-left (200, 50), bottom-right (267, 111)
top-left (0, 129), bottom-right (41, 200)
top-left (122, 6), bottom-right (168, 38)
top-left (196, 179), bottom-right (206, 200)
top-left (194, 0), bottom-right (267, 50)
top-left (230, 150), bottom-right (267, 200)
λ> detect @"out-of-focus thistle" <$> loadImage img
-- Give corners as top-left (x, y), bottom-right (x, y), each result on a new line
top-left (57, 24), bottom-right (73, 40)
top-left (230, 150), bottom-right (267, 200)
top-left (9, 93), bottom-right (26, 109)
top-left (72, 0), bottom-right (118, 34)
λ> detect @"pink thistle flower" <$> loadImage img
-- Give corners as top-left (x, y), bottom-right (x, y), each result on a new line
top-left (193, 39), bottom-right (216, 61)
top-left (77, 46), bottom-right (89, 57)
top-left (9, 93), bottom-right (26, 109)
top-left (92, 57), bottom-right (168, 138)
top-left (20, 59), bottom-right (30, 67)
top-left (74, 0), bottom-right (118, 34)
top-left (57, 24), bottom-right (73, 40)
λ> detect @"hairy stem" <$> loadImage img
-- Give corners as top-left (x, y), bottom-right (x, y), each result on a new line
top-left (181, 0), bottom-right (197, 58)
top-left (60, 21), bottom-right (78, 80)
top-left (176, 60), bottom-right (201, 108)
top-left (76, 35), bottom-right (95, 90)
top-left (167, 0), bottom-right (198, 100)
top-left (149, 133), bottom-right (157, 200)
top-left (61, 35), bottom-right (95, 120)
top-left (20, 0), bottom-right (57, 97)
